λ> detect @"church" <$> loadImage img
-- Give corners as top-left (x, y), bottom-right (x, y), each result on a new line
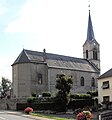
top-left (12, 10), bottom-right (100, 98)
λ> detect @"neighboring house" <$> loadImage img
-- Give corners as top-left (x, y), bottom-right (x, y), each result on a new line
top-left (98, 68), bottom-right (112, 107)
top-left (12, 10), bottom-right (100, 98)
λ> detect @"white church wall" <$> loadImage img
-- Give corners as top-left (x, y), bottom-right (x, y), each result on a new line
top-left (12, 63), bottom-right (31, 98)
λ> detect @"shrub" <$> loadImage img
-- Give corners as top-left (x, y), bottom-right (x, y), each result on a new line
top-left (24, 107), bottom-right (33, 114)
top-left (68, 99), bottom-right (94, 110)
top-left (42, 92), bottom-right (51, 97)
top-left (87, 91), bottom-right (98, 97)
top-left (31, 93), bottom-right (36, 97)
top-left (70, 94), bottom-right (91, 99)
top-left (27, 97), bottom-right (34, 103)
top-left (70, 94), bottom-right (75, 99)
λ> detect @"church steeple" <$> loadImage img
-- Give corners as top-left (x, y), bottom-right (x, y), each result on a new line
top-left (87, 10), bottom-right (95, 41)
top-left (83, 9), bottom-right (100, 71)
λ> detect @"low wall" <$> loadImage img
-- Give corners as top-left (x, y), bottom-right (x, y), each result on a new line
top-left (0, 98), bottom-right (27, 110)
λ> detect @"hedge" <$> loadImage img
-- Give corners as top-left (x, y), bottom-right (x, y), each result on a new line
top-left (68, 99), bottom-right (94, 110)
top-left (16, 102), bottom-right (66, 112)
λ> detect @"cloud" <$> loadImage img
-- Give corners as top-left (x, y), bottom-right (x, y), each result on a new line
top-left (0, 58), bottom-right (12, 81)
top-left (4, 0), bottom-right (51, 33)
top-left (0, 4), bottom-right (7, 15)
top-left (4, 0), bottom-right (87, 33)
top-left (4, 0), bottom-right (112, 77)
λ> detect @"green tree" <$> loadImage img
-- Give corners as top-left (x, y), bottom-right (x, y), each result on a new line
top-left (55, 74), bottom-right (73, 111)
top-left (0, 77), bottom-right (12, 98)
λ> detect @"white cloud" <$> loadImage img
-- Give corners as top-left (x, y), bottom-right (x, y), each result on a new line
top-left (0, 58), bottom-right (12, 81)
top-left (3, 0), bottom-right (112, 75)
top-left (0, 4), bottom-right (7, 15)
top-left (4, 0), bottom-right (88, 33)
top-left (4, 0), bottom-right (88, 56)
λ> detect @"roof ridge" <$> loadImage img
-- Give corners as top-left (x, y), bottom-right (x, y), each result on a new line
top-left (24, 49), bottom-right (84, 60)
top-left (98, 68), bottom-right (112, 79)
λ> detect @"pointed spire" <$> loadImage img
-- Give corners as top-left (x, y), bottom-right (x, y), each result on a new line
top-left (87, 10), bottom-right (95, 41)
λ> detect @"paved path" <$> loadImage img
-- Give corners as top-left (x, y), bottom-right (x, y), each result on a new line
top-left (3, 110), bottom-right (98, 120)
top-left (6, 111), bottom-right (55, 120)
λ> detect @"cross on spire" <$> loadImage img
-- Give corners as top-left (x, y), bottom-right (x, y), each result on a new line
top-left (88, 0), bottom-right (90, 10)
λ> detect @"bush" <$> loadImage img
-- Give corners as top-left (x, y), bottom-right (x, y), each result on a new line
top-left (16, 103), bottom-right (27, 111)
top-left (87, 91), bottom-right (98, 97)
top-left (68, 99), bottom-right (94, 110)
top-left (31, 93), bottom-right (36, 97)
top-left (70, 94), bottom-right (91, 99)
top-left (42, 92), bottom-right (51, 97)
top-left (27, 97), bottom-right (34, 103)
top-left (16, 101), bottom-right (66, 112)
top-left (24, 107), bottom-right (33, 114)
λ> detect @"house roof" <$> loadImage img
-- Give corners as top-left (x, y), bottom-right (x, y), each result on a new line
top-left (12, 49), bottom-right (99, 73)
top-left (98, 68), bottom-right (112, 79)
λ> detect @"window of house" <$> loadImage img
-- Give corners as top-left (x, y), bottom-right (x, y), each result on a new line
top-left (102, 81), bottom-right (109, 89)
top-left (103, 96), bottom-right (110, 103)
top-left (91, 77), bottom-right (95, 87)
top-left (80, 76), bottom-right (84, 86)
top-left (93, 48), bottom-right (97, 60)
top-left (38, 73), bottom-right (43, 84)
top-left (86, 50), bottom-right (88, 59)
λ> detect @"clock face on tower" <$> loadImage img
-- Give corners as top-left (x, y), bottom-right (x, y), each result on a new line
top-left (93, 42), bottom-right (96, 46)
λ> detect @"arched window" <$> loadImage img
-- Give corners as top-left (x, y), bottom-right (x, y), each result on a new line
top-left (91, 77), bottom-right (95, 87)
top-left (80, 77), bottom-right (84, 86)
top-left (86, 50), bottom-right (88, 59)
top-left (93, 48), bottom-right (97, 60)
top-left (38, 73), bottom-right (43, 84)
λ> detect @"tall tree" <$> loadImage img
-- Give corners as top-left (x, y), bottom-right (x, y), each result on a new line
top-left (55, 74), bottom-right (73, 111)
top-left (0, 77), bottom-right (12, 98)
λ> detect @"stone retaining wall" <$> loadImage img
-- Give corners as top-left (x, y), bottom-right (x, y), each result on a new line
top-left (0, 98), bottom-right (27, 110)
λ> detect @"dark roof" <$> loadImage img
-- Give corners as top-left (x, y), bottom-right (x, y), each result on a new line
top-left (12, 49), bottom-right (99, 73)
top-left (98, 68), bottom-right (112, 79)
top-left (87, 10), bottom-right (95, 41)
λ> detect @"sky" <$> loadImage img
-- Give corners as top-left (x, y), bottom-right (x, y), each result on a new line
top-left (0, 0), bottom-right (112, 81)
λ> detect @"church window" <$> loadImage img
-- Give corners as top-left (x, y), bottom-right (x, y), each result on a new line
top-left (86, 50), bottom-right (88, 59)
top-left (38, 73), bottom-right (43, 84)
top-left (93, 48), bottom-right (97, 60)
top-left (91, 77), bottom-right (95, 87)
top-left (80, 77), bottom-right (84, 86)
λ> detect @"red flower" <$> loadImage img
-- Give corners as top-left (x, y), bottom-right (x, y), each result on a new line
top-left (76, 112), bottom-right (86, 120)
top-left (24, 107), bottom-right (33, 114)
top-left (82, 111), bottom-right (93, 118)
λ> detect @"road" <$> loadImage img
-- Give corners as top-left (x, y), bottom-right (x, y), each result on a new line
top-left (0, 110), bottom-right (98, 120)
top-left (0, 111), bottom-right (37, 120)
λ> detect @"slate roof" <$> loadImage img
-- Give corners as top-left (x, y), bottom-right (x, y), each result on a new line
top-left (98, 68), bottom-right (112, 79)
top-left (87, 10), bottom-right (95, 41)
top-left (12, 49), bottom-right (99, 73)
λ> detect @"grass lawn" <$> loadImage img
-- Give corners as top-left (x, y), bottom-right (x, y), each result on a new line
top-left (31, 113), bottom-right (74, 120)
top-left (31, 112), bottom-right (97, 120)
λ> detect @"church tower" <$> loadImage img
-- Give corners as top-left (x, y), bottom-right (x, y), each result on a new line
top-left (83, 10), bottom-right (100, 71)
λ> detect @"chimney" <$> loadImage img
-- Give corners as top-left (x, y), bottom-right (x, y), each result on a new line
top-left (43, 48), bottom-right (47, 62)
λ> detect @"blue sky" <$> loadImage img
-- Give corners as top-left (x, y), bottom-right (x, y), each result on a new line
top-left (0, 0), bottom-right (112, 80)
